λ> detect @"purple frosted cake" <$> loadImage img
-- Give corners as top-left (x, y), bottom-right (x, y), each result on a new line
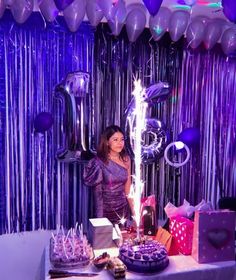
top-left (50, 234), bottom-right (93, 268)
top-left (119, 240), bottom-right (169, 273)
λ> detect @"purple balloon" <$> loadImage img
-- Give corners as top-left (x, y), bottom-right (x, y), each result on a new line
top-left (222, 0), bottom-right (236, 23)
top-left (193, 15), bottom-right (209, 26)
top-left (97, 0), bottom-right (114, 21)
top-left (184, 0), bottom-right (196, 6)
top-left (4, 0), bottom-right (14, 6)
top-left (63, 0), bottom-right (86, 32)
top-left (221, 28), bottom-right (236, 56)
top-left (86, 0), bottom-right (104, 27)
top-left (34, 112), bottom-right (54, 133)
top-left (126, 8), bottom-right (146, 42)
top-left (39, 0), bottom-right (59, 22)
top-left (204, 19), bottom-right (223, 50)
top-left (178, 127), bottom-right (200, 148)
top-left (108, 0), bottom-right (126, 36)
top-left (186, 19), bottom-right (205, 49)
top-left (11, 0), bottom-right (34, 24)
top-left (169, 10), bottom-right (190, 42)
top-left (127, 3), bottom-right (146, 15)
top-left (214, 18), bottom-right (234, 36)
top-left (149, 7), bottom-right (171, 41)
top-left (142, 0), bottom-right (163, 16)
top-left (0, 1), bottom-right (6, 18)
top-left (54, 0), bottom-right (73, 10)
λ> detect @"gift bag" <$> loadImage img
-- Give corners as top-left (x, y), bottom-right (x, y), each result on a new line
top-left (141, 195), bottom-right (157, 235)
top-left (169, 216), bottom-right (194, 255)
top-left (192, 210), bottom-right (235, 263)
top-left (155, 226), bottom-right (179, 255)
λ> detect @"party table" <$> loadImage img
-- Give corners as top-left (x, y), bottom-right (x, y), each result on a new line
top-left (44, 245), bottom-right (236, 280)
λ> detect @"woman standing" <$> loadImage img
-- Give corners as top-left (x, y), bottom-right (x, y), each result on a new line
top-left (83, 125), bottom-right (133, 224)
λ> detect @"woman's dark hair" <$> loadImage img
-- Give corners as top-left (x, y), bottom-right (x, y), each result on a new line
top-left (97, 125), bottom-right (127, 162)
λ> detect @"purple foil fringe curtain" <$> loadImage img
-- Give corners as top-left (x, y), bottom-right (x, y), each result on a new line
top-left (178, 49), bottom-right (236, 207)
top-left (93, 25), bottom-right (186, 218)
top-left (0, 13), bottom-right (236, 234)
top-left (0, 12), bottom-right (94, 234)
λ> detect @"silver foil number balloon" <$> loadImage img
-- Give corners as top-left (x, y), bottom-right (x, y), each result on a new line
top-left (142, 118), bottom-right (169, 164)
top-left (54, 71), bottom-right (95, 162)
top-left (125, 82), bottom-right (171, 164)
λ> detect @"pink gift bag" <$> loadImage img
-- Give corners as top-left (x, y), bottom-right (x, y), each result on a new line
top-left (192, 210), bottom-right (235, 263)
top-left (169, 216), bottom-right (194, 255)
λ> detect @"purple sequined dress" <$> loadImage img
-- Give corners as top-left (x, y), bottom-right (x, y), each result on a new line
top-left (83, 157), bottom-right (130, 224)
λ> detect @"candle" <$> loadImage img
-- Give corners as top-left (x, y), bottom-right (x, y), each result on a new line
top-left (62, 237), bottom-right (69, 259)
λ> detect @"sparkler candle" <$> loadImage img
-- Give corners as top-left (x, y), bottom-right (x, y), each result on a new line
top-left (75, 222), bottom-right (78, 232)
top-left (128, 79), bottom-right (148, 239)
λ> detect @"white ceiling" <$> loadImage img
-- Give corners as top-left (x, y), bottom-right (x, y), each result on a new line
top-left (32, 0), bottom-right (227, 24)
top-left (125, 0), bottom-right (225, 19)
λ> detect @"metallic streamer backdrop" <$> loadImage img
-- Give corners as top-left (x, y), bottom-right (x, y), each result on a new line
top-left (0, 14), bottom-right (235, 234)
top-left (93, 25), bottom-right (236, 219)
top-left (0, 11), bottom-right (94, 234)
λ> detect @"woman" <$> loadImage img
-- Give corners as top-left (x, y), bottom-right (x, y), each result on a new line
top-left (83, 125), bottom-right (133, 224)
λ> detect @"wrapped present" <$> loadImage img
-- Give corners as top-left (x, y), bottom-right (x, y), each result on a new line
top-left (88, 218), bottom-right (114, 249)
top-left (192, 210), bottom-right (235, 263)
top-left (169, 216), bottom-right (194, 255)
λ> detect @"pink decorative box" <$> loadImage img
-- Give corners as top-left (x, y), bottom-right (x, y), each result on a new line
top-left (169, 216), bottom-right (194, 255)
top-left (192, 210), bottom-right (235, 263)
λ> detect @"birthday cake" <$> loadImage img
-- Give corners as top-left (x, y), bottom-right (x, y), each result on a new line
top-left (119, 239), bottom-right (169, 273)
top-left (50, 228), bottom-right (93, 268)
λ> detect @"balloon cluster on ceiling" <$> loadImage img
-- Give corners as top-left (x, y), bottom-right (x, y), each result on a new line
top-left (0, 0), bottom-right (236, 55)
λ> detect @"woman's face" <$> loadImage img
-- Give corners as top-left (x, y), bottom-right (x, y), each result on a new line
top-left (108, 132), bottom-right (125, 154)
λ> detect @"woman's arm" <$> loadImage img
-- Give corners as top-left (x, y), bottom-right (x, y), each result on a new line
top-left (83, 158), bottom-right (104, 217)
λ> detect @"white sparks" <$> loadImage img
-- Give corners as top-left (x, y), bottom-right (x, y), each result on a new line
top-left (128, 79), bottom-right (147, 229)
top-left (119, 216), bottom-right (127, 225)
